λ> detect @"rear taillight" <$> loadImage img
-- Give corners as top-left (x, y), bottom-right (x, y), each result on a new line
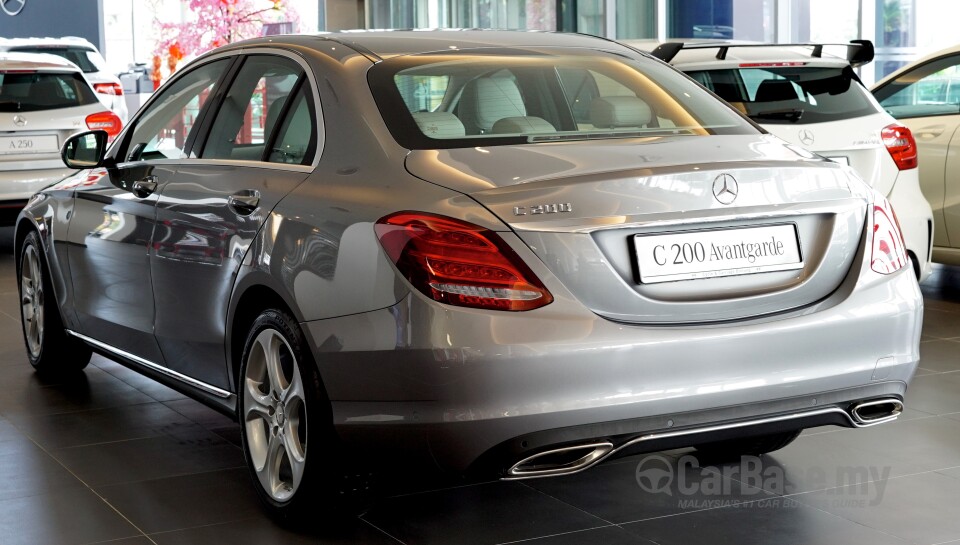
top-left (881, 123), bottom-right (918, 170)
top-left (870, 191), bottom-right (908, 275)
top-left (85, 111), bottom-right (122, 139)
top-left (93, 82), bottom-right (123, 96)
top-left (375, 212), bottom-right (553, 311)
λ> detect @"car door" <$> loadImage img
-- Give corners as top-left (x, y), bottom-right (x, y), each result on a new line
top-left (149, 53), bottom-right (319, 390)
top-left (875, 54), bottom-right (960, 249)
top-left (67, 58), bottom-right (233, 363)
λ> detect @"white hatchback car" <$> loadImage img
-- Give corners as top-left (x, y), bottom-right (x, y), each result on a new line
top-left (0, 53), bottom-right (122, 224)
top-left (632, 40), bottom-right (934, 280)
top-left (0, 37), bottom-right (129, 124)
top-left (873, 44), bottom-right (960, 266)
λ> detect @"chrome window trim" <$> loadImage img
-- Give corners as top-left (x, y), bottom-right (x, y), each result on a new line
top-left (66, 330), bottom-right (233, 399)
top-left (207, 46), bottom-right (324, 169)
top-left (165, 158), bottom-right (314, 174)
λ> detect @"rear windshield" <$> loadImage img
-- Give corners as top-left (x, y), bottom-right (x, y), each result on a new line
top-left (8, 46), bottom-right (105, 73)
top-left (0, 71), bottom-right (99, 112)
top-left (368, 48), bottom-right (756, 149)
top-left (685, 65), bottom-right (879, 124)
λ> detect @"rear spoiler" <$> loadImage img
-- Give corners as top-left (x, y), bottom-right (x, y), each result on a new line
top-left (650, 40), bottom-right (875, 67)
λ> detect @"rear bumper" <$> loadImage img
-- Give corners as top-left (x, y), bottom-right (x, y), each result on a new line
top-left (0, 167), bottom-right (72, 202)
top-left (306, 263), bottom-right (921, 473)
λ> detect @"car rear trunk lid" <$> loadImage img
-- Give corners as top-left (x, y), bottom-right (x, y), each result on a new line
top-left (405, 135), bottom-right (869, 324)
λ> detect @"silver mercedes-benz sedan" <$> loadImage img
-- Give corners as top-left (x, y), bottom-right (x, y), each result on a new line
top-left (14, 30), bottom-right (921, 521)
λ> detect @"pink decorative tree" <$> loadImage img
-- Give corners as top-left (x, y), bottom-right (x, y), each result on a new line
top-left (153, 0), bottom-right (298, 81)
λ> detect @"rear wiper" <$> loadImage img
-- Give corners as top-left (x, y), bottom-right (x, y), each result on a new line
top-left (752, 108), bottom-right (804, 122)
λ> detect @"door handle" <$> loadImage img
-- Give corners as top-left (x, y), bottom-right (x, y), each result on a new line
top-left (228, 192), bottom-right (260, 216)
top-left (132, 176), bottom-right (158, 198)
top-left (915, 125), bottom-right (945, 139)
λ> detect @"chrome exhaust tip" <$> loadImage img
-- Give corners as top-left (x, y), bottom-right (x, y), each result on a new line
top-left (505, 442), bottom-right (614, 479)
top-left (850, 398), bottom-right (903, 426)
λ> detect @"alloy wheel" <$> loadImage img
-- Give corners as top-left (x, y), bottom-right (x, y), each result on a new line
top-left (243, 328), bottom-right (308, 502)
top-left (20, 244), bottom-right (44, 358)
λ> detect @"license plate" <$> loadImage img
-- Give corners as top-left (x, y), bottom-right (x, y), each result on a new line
top-left (0, 134), bottom-right (58, 154)
top-left (635, 224), bottom-right (803, 284)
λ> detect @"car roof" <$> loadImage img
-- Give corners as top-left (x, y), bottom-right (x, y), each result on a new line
top-left (0, 36), bottom-right (97, 52)
top-left (214, 29), bottom-right (634, 60)
top-left (873, 43), bottom-right (960, 90)
top-left (0, 52), bottom-right (82, 72)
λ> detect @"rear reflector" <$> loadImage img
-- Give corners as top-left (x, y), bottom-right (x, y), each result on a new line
top-left (85, 111), bottom-right (122, 139)
top-left (881, 123), bottom-right (918, 170)
top-left (93, 82), bottom-right (123, 96)
top-left (870, 191), bottom-right (908, 275)
top-left (375, 212), bottom-right (553, 311)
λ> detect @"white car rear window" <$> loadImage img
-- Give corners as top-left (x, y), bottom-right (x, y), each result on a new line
top-left (686, 65), bottom-right (880, 124)
top-left (0, 71), bottom-right (98, 112)
top-left (8, 46), bottom-right (106, 74)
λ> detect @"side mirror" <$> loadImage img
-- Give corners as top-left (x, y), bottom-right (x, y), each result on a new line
top-left (61, 130), bottom-right (108, 169)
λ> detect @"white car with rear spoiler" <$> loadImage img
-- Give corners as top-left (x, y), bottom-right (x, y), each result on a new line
top-left (0, 52), bottom-right (122, 225)
top-left (627, 39), bottom-right (934, 281)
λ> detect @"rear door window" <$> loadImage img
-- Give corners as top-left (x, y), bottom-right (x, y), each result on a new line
top-left (687, 65), bottom-right (879, 124)
top-left (200, 55), bottom-right (305, 162)
top-left (873, 54), bottom-right (960, 119)
top-left (8, 46), bottom-right (106, 74)
top-left (0, 71), bottom-right (98, 111)
top-left (267, 81), bottom-right (317, 165)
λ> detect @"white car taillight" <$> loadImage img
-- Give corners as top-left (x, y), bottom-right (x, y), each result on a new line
top-left (93, 82), bottom-right (123, 96)
top-left (881, 123), bottom-right (918, 171)
top-left (870, 191), bottom-right (908, 275)
top-left (85, 111), bottom-right (122, 140)
top-left (375, 212), bottom-right (553, 311)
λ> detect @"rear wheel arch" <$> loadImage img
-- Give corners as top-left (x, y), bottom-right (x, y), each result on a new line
top-left (908, 250), bottom-right (921, 280)
top-left (228, 281), bottom-right (317, 401)
top-left (14, 217), bottom-right (38, 273)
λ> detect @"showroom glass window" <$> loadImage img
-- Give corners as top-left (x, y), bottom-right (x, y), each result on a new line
top-left (666, 0), bottom-right (775, 42)
top-left (122, 59), bottom-right (230, 162)
top-left (616, 0), bottom-right (656, 39)
top-left (365, 0), bottom-right (555, 30)
top-left (199, 55), bottom-right (315, 164)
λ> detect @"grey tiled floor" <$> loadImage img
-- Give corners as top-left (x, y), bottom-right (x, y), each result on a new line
top-left (2, 224), bottom-right (960, 544)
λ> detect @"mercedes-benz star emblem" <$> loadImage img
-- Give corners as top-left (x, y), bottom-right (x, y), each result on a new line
top-left (0, 0), bottom-right (25, 16)
top-left (712, 174), bottom-right (738, 205)
top-left (12, 115), bottom-right (26, 127)
top-left (798, 129), bottom-right (815, 146)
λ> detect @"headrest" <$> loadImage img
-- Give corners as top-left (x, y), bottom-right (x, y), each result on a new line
top-left (754, 79), bottom-right (797, 103)
top-left (459, 77), bottom-right (526, 134)
top-left (491, 116), bottom-right (556, 134)
top-left (411, 111), bottom-right (466, 138)
top-left (264, 95), bottom-right (288, 138)
top-left (589, 96), bottom-right (653, 129)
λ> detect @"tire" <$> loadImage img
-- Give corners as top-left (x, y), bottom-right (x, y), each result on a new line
top-left (17, 230), bottom-right (91, 377)
top-left (237, 308), bottom-right (370, 524)
top-left (694, 430), bottom-right (801, 462)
